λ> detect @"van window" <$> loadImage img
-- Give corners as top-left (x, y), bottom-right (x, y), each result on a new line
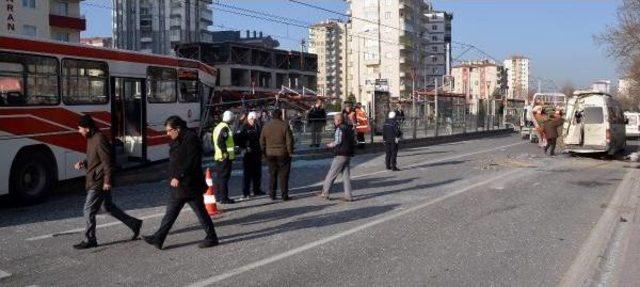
top-left (628, 115), bottom-right (638, 126)
top-left (583, 107), bottom-right (603, 124)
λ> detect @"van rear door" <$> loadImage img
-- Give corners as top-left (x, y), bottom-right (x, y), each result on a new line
top-left (564, 97), bottom-right (582, 145)
top-left (582, 106), bottom-right (607, 147)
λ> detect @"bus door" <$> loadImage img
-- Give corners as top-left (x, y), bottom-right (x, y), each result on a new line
top-left (111, 77), bottom-right (146, 168)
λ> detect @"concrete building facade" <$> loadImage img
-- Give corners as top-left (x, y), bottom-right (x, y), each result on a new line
top-left (451, 60), bottom-right (507, 114)
top-left (309, 20), bottom-right (348, 100)
top-left (503, 56), bottom-right (529, 100)
top-left (113, 0), bottom-right (213, 55)
top-left (0, 0), bottom-right (86, 42)
top-left (346, 0), bottom-right (452, 110)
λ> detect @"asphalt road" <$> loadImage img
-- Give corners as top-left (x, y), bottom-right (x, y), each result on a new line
top-left (0, 134), bottom-right (638, 286)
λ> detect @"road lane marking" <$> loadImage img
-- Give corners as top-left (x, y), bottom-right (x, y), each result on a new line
top-left (25, 141), bottom-right (524, 242)
top-left (559, 167), bottom-right (640, 287)
top-left (0, 269), bottom-right (11, 280)
top-left (187, 167), bottom-right (525, 286)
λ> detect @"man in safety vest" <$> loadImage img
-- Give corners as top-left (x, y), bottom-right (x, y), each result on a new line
top-left (213, 110), bottom-right (237, 204)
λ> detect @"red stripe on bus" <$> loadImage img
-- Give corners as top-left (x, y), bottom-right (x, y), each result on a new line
top-left (32, 133), bottom-right (86, 153)
top-left (0, 117), bottom-right (69, 135)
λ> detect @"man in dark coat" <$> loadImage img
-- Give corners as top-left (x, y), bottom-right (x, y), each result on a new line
top-left (237, 111), bottom-right (265, 198)
top-left (73, 115), bottom-right (142, 249)
top-left (308, 100), bottom-right (327, 147)
top-left (143, 116), bottom-right (219, 250)
top-left (260, 109), bottom-right (294, 201)
top-left (383, 111), bottom-right (403, 171)
top-left (543, 113), bottom-right (564, 156)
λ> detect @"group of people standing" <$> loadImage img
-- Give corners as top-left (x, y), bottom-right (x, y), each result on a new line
top-left (532, 101), bottom-right (565, 156)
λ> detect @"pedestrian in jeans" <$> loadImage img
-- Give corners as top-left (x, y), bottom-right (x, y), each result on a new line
top-left (543, 113), bottom-right (564, 156)
top-left (73, 115), bottom-right (142, 249)
top-left (260, 109), bottom-right (294, 201)
top-left (237, 112), bottom-right (265, 199)
top-left (143, 116), bottom-right (219, 250)
top-left (383, 111), bottom-right (402, 171)
top-left (318, 113), bottom-right (356, 202)
top-left (308, 100), bottom-right (327, 147)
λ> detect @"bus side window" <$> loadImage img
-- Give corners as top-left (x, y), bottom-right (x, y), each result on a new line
top-left (62, 59), bottom-right (108, 105)
top-left (147, 67), bottom-right (177, 103)
top-left (0, 52), bottom-right (59, 106)
top-left (178, 70), bottom-right (199, 103)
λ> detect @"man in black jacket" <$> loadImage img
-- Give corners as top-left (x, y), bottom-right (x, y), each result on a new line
top-left (143, 116), bottom-right (219, 250)
top-left (383, 111), bottom-right (402, 171)
top-left (308, 100), bottom-right (327, 147)
top-left (318, 113), bottom-right (355, 201)
top-left (237, 112), bottom-right (265, 198)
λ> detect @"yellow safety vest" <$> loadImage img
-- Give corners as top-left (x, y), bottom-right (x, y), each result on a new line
top-left (213, 122), bottom-right (235, 161)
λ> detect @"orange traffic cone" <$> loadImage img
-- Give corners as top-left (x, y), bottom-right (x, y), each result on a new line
top-left (203, 168), bottom-right (221, 216)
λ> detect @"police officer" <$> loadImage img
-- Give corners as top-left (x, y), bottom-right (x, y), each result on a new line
top-left (213, 110), bottom-right (237, 204)
top-left (383, 111), bottom-right (402, 171)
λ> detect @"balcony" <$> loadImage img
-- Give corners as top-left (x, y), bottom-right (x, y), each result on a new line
top-left (49, 14), bottom-right (86, 31)
top-left (400, 20), bottom-right (415, 34)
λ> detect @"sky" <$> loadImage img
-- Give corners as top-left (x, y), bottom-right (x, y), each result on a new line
top-left (81, 0), bottom-right (622, 90)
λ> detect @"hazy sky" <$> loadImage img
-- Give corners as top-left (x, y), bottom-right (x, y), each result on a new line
top-left (81, 0), bottom-right (621, 89)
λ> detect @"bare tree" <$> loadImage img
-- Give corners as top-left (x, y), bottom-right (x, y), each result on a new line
top-left (560, 81), bottom-right (576, 96)
top-left (596, 0), bottom-right (640, 110)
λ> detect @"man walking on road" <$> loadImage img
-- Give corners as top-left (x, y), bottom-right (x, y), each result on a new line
top-left (237, 112), bottom-right (265, 199)
top-left (383, 111), bottom-right (402, 171)
top-left (543, 113), bottom-right (564, 156)
top-left (73, 115), bottom-right (142, 249)
top-left (260, 109), bottom-right (294, 201)
top-left (212, 111), bottom-right (237, 204)
top-left (318, 113), bottom-right (356, 202)
top-left (308, 100), bottom-right (327, 147)
top-left (143, 116), bottom-right (219, 250)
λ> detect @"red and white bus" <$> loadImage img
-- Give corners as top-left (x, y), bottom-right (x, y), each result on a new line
top-left (0, 36), bottom-right (217, 203)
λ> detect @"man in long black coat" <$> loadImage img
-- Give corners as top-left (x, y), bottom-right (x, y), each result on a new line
top-left (143, 116), bottom-right (219, 250)
top-left (383, 111), bottom-right (402, 171)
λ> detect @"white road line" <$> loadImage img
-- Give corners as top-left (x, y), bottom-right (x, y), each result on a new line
top-left (187, 167), bottom-right (524, 286)
top-left (559, 167), bottom-right (640, 287)
top-left (0, 269), bottom-right (11, 280)
top-left (25, 141), bottom-right (524, 242)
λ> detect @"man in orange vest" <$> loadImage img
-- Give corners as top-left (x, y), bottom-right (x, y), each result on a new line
top-left (354, 102), bottom-right (369, 149)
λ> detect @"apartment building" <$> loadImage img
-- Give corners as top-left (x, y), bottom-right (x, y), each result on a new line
top-left (424, 10), bottom-right (452, 86)
top-left (113, 0), bottom-right (213, 55)
top-left (1, 0), bottom-right (86, 42)
top-left (451, 60), bottom-right (507, 113)
top-left (347, 0), bottom-right (452, 110)
top-left (309, 20), bottom-right (348, 99)
top-left (503, 56), bottom-right (529, 100)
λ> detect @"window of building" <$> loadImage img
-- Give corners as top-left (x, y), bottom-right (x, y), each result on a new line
top-left (431, 46), bottom-right (438, 52)
top-left (22, 25), bottom-right (37, 37)
top-left (147, 67), bottom-right (177, 103)
top-left (178, 69), bottom-right (199, 103)
top-left (385, 12), bottom-right (392, 19)
top-left (53, 1), bottom-right (68, 16)
top-left (432, 36), bottom-right (438, 42)
top-left (432, 25), bottom-right (438, 30)
top-left (22, 0), bottom-right (35, 8)
top-left (54, 31), bottom-right (70, 42)
top-left (62, 59), bottom-right (109, 105)
top-left (0, 52), bottom-right (60, 106)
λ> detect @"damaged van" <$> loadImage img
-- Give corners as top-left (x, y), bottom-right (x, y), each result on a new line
top-left (563, 92), bottom-right (626, 155)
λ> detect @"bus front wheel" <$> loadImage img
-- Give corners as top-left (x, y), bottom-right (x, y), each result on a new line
top-left (10, 150), bottom-right (55, 204)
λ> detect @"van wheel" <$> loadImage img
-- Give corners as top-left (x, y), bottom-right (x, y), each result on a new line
top-left (9, 151), bottom-right (55, 204)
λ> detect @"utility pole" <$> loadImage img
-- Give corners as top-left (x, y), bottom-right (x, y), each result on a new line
top-left (434, 78), bottom-right (439, 137)
top-left (412, 69), bottom-right (417, 139)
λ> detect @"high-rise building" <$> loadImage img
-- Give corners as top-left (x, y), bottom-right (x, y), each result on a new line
top-left (347, 0), bottom-right (452, 109)
top-left (451, 60), bottom-right (507, 114)
top-left (424, 10), bottom-right (452, 86)
top-left (113, 0), bottom-right (213, 55)
top-left (503, 56), bottom-right (529, 100)
top-left (0, 0), bottom-right (86, 42)
top-left (309, 20), bottom-right (348, 99)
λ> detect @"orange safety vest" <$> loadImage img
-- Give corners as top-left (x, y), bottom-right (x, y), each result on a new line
top-left (355, 108), bottom-right (370, 133)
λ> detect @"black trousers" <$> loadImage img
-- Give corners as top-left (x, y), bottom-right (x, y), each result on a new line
top-left (215, 159), bottom-right (232, 201)
top-left (385, 142), bottom-right (399, 169)
top-left (357, 132), bottom-right (366, 148)
top-left (266, 156), bottom-right (291, 199)
top-left (152, 195), bottom-right (218, 244)
top-left (83, 189), bottom-right (139, 242)
top-left (243, 152), bottom-right (262, 196)
top-left (544, 138), bottom-right (557, 155)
